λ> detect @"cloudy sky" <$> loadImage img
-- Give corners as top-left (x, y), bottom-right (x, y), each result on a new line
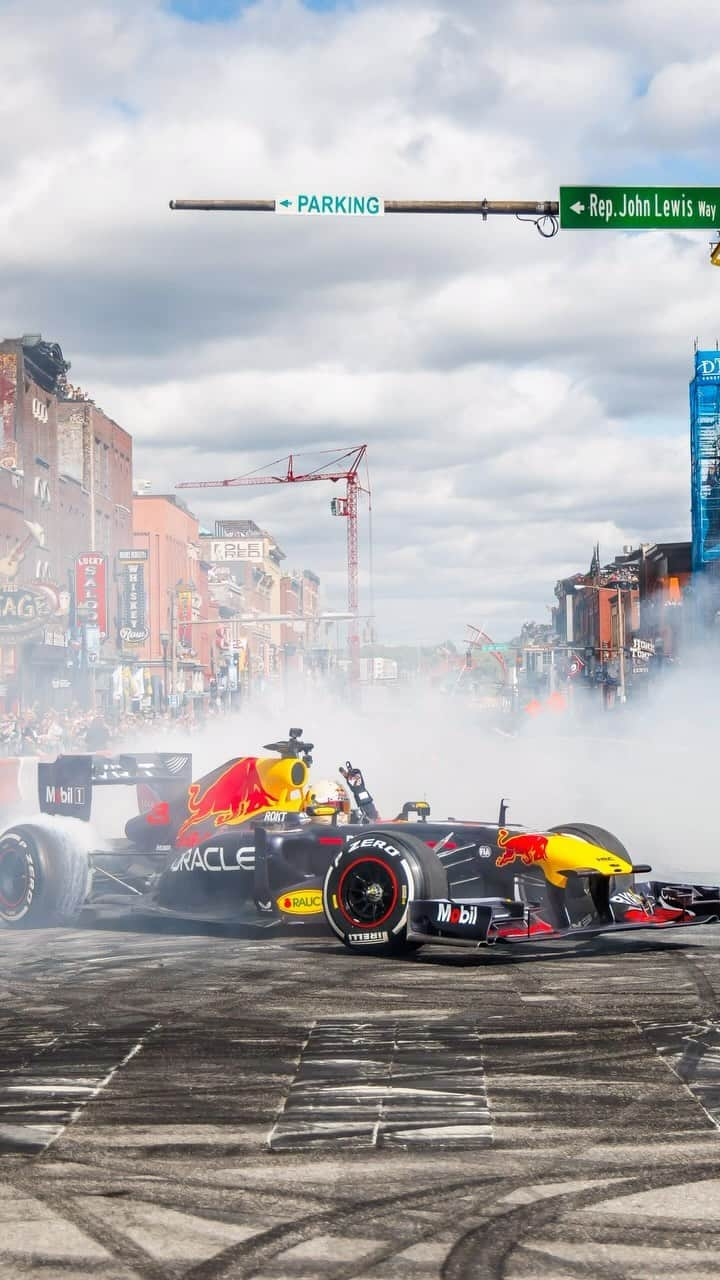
top-left (2, 0), bottom-right (719, 643)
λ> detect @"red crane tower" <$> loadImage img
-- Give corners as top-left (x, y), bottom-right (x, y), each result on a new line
top-left (177, 445), bottom-right (370, 680)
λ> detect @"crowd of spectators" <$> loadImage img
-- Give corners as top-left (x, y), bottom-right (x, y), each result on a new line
top-left (0, 702), bottom-right (206, 757)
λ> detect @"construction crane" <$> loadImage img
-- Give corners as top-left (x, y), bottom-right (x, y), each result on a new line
top-left (177, 445), bottom-right (370, 680)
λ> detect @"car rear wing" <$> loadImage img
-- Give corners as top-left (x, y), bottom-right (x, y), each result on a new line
top-left (37, 752), bottom-right (192, 821)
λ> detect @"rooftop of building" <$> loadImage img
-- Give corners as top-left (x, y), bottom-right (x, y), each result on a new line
top-left (212, 519), bottom-right (263, 538)
top-left (133, 492), bottom-right (195, 517)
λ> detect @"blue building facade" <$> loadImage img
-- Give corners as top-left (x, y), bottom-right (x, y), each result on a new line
top-left (690, 350), bottom-right (720, 572)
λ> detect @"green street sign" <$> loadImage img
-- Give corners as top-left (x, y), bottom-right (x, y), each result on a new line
top-left (480, 643), bottom-right (509, 653)
top-left (560, 186), bottom-right (720, 230)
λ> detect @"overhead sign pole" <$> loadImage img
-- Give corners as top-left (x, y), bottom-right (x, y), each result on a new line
top-left (170, 197), bottom-right (561, 236)
top-left (171, 189), bottom-right (720, 239)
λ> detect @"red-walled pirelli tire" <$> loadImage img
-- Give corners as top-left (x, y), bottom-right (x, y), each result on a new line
top-left (322, 827), bottom-right (448, 956)
top-left (0, 823), bottom-right (91, 929)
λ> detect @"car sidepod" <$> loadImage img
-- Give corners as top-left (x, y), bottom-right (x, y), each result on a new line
top-left (146, 829), bottom-right (259, 919)
top-left (145, 821), bottom-right (331, 924)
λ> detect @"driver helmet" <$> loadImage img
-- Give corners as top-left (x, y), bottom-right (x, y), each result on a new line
top-left (304, 778), bottom-right (351, 823)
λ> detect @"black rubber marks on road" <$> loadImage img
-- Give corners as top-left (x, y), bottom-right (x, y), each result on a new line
top-left (644, 1019), bottom-right (720, 1129)
top-left (268, 1019), bottom-right (492, 1151)
top-left (0, 1022), bottom-right (159, 1154)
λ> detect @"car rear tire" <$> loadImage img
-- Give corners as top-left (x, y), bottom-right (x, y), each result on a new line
top-left (0, 822), bottom-right (91, 928)
top-left (549, 822), bottom-right (630, 861)
top-left (322, 827), bottom-right (448, 956)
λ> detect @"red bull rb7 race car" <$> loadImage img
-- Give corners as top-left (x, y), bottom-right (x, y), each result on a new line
top-left (1, 728), bottom-right (719, 955)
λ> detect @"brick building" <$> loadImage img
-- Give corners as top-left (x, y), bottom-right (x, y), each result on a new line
top-left (199, 521), bottom-right (322, 680)
top-left (554, 546), bottom-right (639, 685)
top-left (636, 542), bottom-right (691, 661)
top-left (132, 494), bottom-right (218, 706)
top-left (199, 520), bottom-right (286, 679)
top-left (280, 572), bottom-right (303, 670)
top-left (57, 398), bottom-right (132, 569)
top-left (57, 395), bottom-right (133, 703)
top-left (0, 336), bottom-right (132, 711)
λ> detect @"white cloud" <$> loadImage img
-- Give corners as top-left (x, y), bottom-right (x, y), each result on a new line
top-left (0, 0), bottom-right (711, 641)
top-left (635, 54), bottom-right (720, 142)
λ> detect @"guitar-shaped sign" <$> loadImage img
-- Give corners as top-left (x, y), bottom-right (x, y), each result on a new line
top-left (0, 521), bottom-right (45, 581)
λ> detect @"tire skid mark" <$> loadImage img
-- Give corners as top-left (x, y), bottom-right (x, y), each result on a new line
top-left (441, 1170), bottom-right (720, 1280)
top-left (46, 1021), bottom-right (161, 1151)
top-left (639, 951), bottom-right (720, 1133)
top-left (20, 1159), bottom-right (334, 1225)
top-left (3, 934), bottom-right (720, 1278)
top-left (185, 1175), bottom-right (501, 1280)
top-left (525, 1214), bottom-right (720, 1245)
top-left (4, 1166), bottom-right (176, 1280)
top-left (433, 946), bottom-right (720, 1280)
top-left (86, 962), bottom-right (720, 1275)
top-left (268, 1019), bottom-right (492, 1151)
top-left (188, 1034), bottom-right (720, 1280)
top-left (246, 950), bottom-right (720, 1280)
top-left (0, 1022), bottom-right (160, 1155)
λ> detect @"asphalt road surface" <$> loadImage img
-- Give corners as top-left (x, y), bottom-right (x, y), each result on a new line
top-left (4, 921), bottom-right (720, 1278)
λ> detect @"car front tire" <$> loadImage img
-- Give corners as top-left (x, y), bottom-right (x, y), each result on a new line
top-left (322, 827), bottom-right (448, 956)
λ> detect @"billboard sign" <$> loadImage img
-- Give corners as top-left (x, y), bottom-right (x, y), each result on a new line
top-left (176, 586), bottom-right (193, 649)
top-left (690, 352), bottom-right (720, 569)
top-left (210, 540), bottom-right (263, 562)
top-left (695, 354), bottom-right (720, 383)
top-left (119, 558), bottom-right (148, 646)
top-left (75, 554), bottom-right (107, 636)
top-left (0, 585), bottom-right (55, 638)
top-left (85, 625), bottom-right (100, 665)
top-left (118, 548), bottom-right (149, 562)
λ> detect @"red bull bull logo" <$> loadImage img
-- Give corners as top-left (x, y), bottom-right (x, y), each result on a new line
top-left (176, 757), bottom-right (277, 847)
top-left (496, 829), bottom-right (550, 868)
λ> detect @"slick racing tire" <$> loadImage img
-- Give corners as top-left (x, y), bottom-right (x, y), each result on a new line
top-left (0, 823), bottom-right (91, 929)
top-left (322, 827), bottom-right (448, 956)
top-left (549, 822), bottom-right (630, 862)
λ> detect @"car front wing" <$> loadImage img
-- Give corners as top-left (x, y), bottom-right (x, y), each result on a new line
top-left (408, 882), bottom-right (720, 948)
